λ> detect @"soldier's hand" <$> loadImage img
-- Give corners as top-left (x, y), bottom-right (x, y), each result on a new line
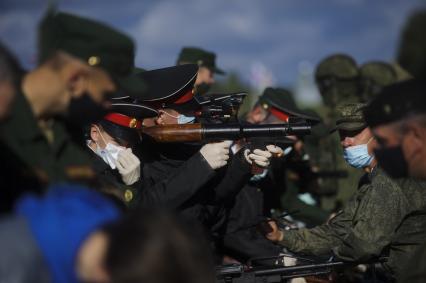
top-left (265, 220), bottom-right (284, 242)
top-left (200, 140), bottom-right (232, 169)
top-left (116, 148), bottom-right (141, 185)
top-left (244, 148), bottom-right (273, 168)
top-left (266, 144), bottom-right (284, 157)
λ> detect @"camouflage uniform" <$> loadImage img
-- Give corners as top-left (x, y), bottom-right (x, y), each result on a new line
top-left (279, 167), bottom-right (426, 279)
top-left (398, 241), bottom-right (426, 283)
top-left (278, 103), bottom-right (426, 279)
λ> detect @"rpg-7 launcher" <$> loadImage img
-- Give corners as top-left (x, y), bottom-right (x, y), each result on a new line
top-left (140, 122), bottom-right (311, 143)
top-left (194, 92), bottom-right (247, 123)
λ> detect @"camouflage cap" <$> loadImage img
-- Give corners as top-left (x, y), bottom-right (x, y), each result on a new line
top-left (331, 103), bottom-right (367, 133)
top-left (315, 54), bottom-right (360, 107)
top-left (359, 61), bottom-right (398, 102)
top-left (38, 10), bottom-right (145, 97)
top-left (176, 47), bottom-right (225, 74)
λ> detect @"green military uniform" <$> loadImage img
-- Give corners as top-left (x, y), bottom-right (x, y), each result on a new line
top-left (313, 55), bottom-right (364, 211)
top-left (315, 54), bottom-right (360, 109)
top-left (0, 11), bottom-right (143, 210)
top-left (363, 79), bottom-right (426, 283)
top-left (278, 104), bottom-right (426, 279)
top-left (1, 90), bottom-right (94, 183)
top-left (398, 241), bottom-right (426, 283)
top-left (359, 61), bottom-right (397, 102)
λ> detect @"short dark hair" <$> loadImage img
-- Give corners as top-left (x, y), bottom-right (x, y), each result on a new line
top-left (104, 209), bottom-right (215, 283)
top-left (0, 42), bottom-right (24, 85)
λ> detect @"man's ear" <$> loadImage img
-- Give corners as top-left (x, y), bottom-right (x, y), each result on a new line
top-left (90, 124), bottom-right (100, 142)
top-left (66, 64), bottom-right (89, 98)
top-left (251, 106), bottom-right (266, 122)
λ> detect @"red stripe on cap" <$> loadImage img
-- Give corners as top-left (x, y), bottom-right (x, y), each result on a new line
top-left (173, 88), bottom-right (194, 104)
top-left (269, 107), bottom-right (290, 122)
top-left (103, 113), bottom-right (142, 129)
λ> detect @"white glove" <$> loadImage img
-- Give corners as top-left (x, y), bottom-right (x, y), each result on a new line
top-left (245, 146), bottom-right (281, 168)
top-left (200, 140), bottom-right (232, 169)
top-left (116, 148), bottom-right (141, 185)
top-left (266, 144), bottom-right (284, 157)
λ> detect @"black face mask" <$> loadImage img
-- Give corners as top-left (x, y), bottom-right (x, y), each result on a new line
top-left (66, 93), bottom-right (108, 127)
top-left (195, 83), bottom-right (211, 96)
top-left (374, 145), bottom-right (409, 178)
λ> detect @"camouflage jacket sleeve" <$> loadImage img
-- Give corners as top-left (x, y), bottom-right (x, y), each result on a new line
top-left (332, 169), bottom-right (410, 262)
top-left (278, 189), bottom-right (361, 255)
top-left (279, 169), bottom-right (410, 260)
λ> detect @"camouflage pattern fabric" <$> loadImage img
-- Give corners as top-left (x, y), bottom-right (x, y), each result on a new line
top-left (398, 241), bottom-right (426, 283)
top-left (278, 167), bottom-right (426, 279)
top-left (315, 54), bottom-right (361, 108)
top-left (359, 61), bottom-right (397, 103)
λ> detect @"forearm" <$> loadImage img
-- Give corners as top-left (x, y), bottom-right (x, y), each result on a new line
top-left (139, 153), bottom-right (216, 208)
top-left (213, 151), bottom-right (251, 203)
top-left (278, 224), bottom-right (339, 256)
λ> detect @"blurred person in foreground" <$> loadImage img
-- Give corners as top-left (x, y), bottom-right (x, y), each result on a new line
top-left (0, 185), bottom-right (214, 283)
top-left (266, 103), bottom-right (426, 281)
top-left (363, 79), bottom-right (426, 283)
top-left (0, 10), bottom-right (145, 212)
top-left (0, 42), bottom-right (23, 120)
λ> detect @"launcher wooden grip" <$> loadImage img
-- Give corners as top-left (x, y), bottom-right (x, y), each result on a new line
top-left (141, 124), bottom-right (203, 142)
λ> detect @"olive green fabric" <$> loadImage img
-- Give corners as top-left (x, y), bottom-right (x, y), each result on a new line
top-left (315, 54), bottom-right (360, 108)
top-left (391, 63), bottom-right (413, 82)
top-left (176, 47), bottom-right (224, 74)
top-left (0, 90), bottom-right (95, 186)
top-left (398, 241), bottom-right (426, 283)
top-left (331, 103), bottom-right (367, 132)
top-left (359, 61), bottom-right (398, 102)
top-left (278, 167), bottom-right (426, 279)
top-left (38, 10), bottom-right (145, 96)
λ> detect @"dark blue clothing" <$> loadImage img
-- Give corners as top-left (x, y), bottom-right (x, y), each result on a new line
top-left (14, 184), bottom-right (120, 283)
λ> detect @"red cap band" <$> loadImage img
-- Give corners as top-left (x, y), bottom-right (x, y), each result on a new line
top-left (173, 88), bottom-right (194, 104)
top-left (269, 107), bottom-right (290, 122)
top-left (103, 113), bottom-right (142, 129)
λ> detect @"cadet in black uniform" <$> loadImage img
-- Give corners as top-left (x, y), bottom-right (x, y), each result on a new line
top-left (222, 87), bottom-right (326, 263)
top-left (139, 66), bottom-right (279, 258)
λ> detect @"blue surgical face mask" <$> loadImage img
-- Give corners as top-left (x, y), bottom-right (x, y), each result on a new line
top-left (161, 110), bottom-right (195, 124)
top-left (177, 114), bottom-right (196, 124)
top-left (343, 138), bottom-right (374, 168)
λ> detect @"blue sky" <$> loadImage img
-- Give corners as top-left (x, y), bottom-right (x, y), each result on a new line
top-left (1, 0), bottom-right (425, 103)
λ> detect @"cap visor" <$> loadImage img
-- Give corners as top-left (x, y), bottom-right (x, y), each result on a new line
top-left (329, 122), bottom-right (366, 134)
top-left (114, 72), bottom-right (147, 99)
top-left (214, 67), bottom-right (225, 75)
